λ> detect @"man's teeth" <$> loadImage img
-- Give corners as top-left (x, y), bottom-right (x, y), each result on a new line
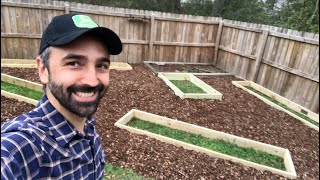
top-left (76, 92), bottom-right (94, 97)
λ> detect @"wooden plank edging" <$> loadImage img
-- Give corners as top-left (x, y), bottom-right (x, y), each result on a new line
top-left (158, 72), bottom-right (223, 100)
top-left (232, 81), bottom-right (319, 131)
top-left (1, 90), bottom-right (38, 106)
top-left (115, 109), bottom-right (297, 179)
top-left (1, 73), bottom-right (43, 92)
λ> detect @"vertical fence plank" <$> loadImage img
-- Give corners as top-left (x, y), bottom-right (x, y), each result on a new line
top-left (148, 14), bottom-right (155, 61)
top-left (251, 30), bottom-right (269, 82)
top-left (213, 20), bottom-right (223, 65)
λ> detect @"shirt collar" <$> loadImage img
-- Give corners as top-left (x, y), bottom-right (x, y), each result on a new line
top-left (35, 95), bottom-right (96, 147)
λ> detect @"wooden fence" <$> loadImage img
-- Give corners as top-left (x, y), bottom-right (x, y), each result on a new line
top-left (1, 0), bottom-right (319, 113)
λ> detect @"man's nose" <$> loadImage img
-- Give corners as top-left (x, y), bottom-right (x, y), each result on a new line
top-left (80, 67), bottom-right (99, 87)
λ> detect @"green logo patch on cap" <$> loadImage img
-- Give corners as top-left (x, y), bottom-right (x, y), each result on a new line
top-left (72, 15), bottom-right (98, 28)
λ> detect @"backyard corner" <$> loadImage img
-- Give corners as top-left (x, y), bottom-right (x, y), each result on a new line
top-left (1, 64), bottom-right (319, 179)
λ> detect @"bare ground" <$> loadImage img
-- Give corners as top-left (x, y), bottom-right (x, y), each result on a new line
top-left (1, 64), bottom-right (319, 180)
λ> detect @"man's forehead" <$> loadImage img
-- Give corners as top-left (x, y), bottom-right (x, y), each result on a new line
top-left (53, 34), bottom-right (110, 55)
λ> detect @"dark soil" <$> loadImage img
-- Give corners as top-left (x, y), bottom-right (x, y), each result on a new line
top-left (1, 65), bottom-right (319, 180)
top-left (1, 96), bottom-right (35, 124)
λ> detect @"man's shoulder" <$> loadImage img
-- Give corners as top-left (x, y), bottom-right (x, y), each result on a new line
top-left (2, 107), bottom-right (44, 129)
top-left (1, 127), bottom-right (43, 162)
top-left (1, 112), bottom-right (48, 160)
top-left (1, 110), bottom-right (47, 145)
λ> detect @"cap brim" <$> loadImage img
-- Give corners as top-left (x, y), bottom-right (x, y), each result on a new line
top-left (49, 27), bottom-right (122, 55)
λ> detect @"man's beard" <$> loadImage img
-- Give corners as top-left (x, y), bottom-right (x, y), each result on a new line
top-left (48, 77), bottom-right (107, 117)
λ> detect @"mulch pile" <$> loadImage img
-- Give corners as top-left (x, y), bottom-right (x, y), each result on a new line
top-left (1, 64), bottom-right (319, 179)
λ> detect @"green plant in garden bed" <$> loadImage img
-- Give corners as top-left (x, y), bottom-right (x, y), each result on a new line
top-left (1, 81), bottom-right (43, 101)
top-left (245, 86), bottom-right (319, 127)
top-left (104, 163), bottom-right (154, 180)
top-left (127, 118), bottom-right (286, 171)
top-left (170, 80), bottom-right (206, 93)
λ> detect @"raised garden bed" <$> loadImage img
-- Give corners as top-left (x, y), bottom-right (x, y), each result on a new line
top-left (1, 58), bottom-right (133, 70)
top-left (232, 81), bottom-right (319, 131)
top-left (143, 61), bottom-right (232, 76)
top-left (1, 73), bottom-right (42, 105)
top-left (115, 109), bottom-right (297, 179)
top-left (158, 72), bottom-right (223, 100)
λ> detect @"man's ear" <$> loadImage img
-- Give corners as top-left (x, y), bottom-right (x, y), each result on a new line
top-left (36, 57), bottom-right (49, 85)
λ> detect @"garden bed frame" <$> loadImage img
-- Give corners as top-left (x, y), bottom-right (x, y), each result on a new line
top-left (143, 61), bottom-right (233, 76)
top-left (1, 73), bottom-right (42, 105)
top-left (115, 109), bottom-right (297, 179)
top-left (158, 72), bottom-right (223, 100)
top-left (1, 59), bottom-right (133, 70)
top-left (232, 81), bottom-right (319, 131)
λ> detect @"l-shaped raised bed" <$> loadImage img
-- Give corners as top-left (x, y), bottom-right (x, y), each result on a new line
top-left (143, 61), bottom-right (233, 76)
top-left (115, 109), bottom-right (297, 179)
top-left (232, 81), bottom-right (319, 131)
top-left (158, 72), bottom-right (223, 100)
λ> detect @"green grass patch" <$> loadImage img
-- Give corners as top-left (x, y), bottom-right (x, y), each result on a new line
top-left (104, 163), bottom-right (154, 180)
top-left (127, 118), bottom-right (286, 171)
top-left (170, 80), bottom-right (206, 93)
top-left (1, 81), bottom-right (43, 101)
top-left (245, 86), bottom-right (319, 127)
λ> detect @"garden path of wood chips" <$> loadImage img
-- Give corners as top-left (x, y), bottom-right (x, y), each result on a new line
top-left (1, 64), bottom-right (319, 180)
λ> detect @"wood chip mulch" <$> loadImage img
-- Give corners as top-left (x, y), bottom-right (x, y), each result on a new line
top-left (1, 64), bottom-right (319, 180)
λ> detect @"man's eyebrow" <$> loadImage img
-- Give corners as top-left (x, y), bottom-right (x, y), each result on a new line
top-left (98, 57), bottom-right (110, 63)
top-left (61, 53), bottom-right (110, 63)
top-left (62, 53), bottom-right (87, 61)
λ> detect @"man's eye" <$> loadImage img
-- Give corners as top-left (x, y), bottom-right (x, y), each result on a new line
top-left (66, 62), bottom-right (80, 67)
top-left (97, 64), bottom-right (109, 69)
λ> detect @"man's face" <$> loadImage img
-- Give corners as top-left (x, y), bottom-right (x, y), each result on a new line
top-left (42, 36), bottom-right (110, 117)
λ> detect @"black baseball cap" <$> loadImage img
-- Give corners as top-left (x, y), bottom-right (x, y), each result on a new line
top-left (39, 14), bottom-right (122, 55)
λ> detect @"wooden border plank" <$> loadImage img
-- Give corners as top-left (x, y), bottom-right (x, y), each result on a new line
top-left (1, 73), bottom-right (43, 92)
top-left (1, 90), bottom-right (38, 106)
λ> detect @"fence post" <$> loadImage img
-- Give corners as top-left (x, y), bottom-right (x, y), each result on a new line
top-left (251, 29), bottom-right (269, 82)
top-left (65, 2), bottom-right (70, 14)
top-left (213, 20), bottom-right (224, 65)
top-left (148, 14), bottom-right (155, 61)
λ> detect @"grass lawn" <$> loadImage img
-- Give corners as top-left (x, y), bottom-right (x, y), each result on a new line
top-left (170, 80), bottom-right (206, 93)
top-left (104, 163), bottom-right (153, 180)
top-left (127, 117), bottom-right (286, 171)
top-left (1, 81), bottom-right (43, 100)
top-left (245, 86), bottom-right (319, 127)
